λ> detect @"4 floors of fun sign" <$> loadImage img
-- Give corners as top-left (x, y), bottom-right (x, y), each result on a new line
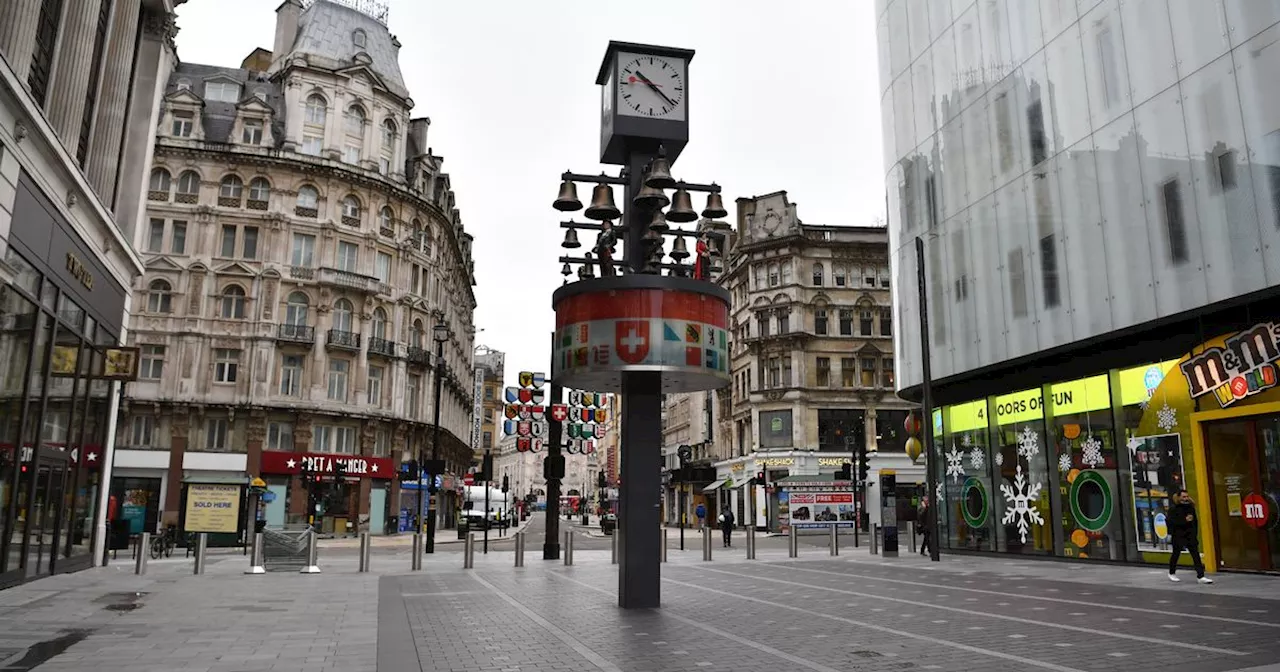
top-left (502, 371), bottom-right (610, 453)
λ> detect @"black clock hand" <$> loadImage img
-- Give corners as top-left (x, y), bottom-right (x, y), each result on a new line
top-left (634, 69), bottom-right (677, 108)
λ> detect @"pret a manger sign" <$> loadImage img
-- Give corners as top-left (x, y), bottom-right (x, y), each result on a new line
top-left (1181, 322), bottom-right (1280, 407)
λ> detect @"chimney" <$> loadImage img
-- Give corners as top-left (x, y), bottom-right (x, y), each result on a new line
top-left (271, 0), bottom-right (304, 70)
top-left (408, 118), bottom-right (430, 158)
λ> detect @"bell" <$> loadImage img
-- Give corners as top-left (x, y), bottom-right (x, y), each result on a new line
top-left (584, 184), bottom-right (620, 220)
top-left (579, 252), bottom-right (595, 279)
top-left (633, 183), bottom-right (670, 209)
top-left (648, 209), bottom-right (669, 232)
top-left (702, 190), bottom-right (728, 219)
top-left (561, 228), bottom-right (580, 249)
top-left (670, 235), bottom-right (690, 260)
top-left (644, 156), bottom-right (676, 189)
top-left (666, 188), bottom-right (698, 223)
top-left (561, 262), bottom-right (572, 276)
top-left (553, 179), bottom-right (582, 212)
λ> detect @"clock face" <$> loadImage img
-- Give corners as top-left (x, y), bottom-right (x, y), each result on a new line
top-left (616, 53), bottom-right (686, 120)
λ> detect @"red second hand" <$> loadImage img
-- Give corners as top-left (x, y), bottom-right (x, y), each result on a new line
top-left (627, 75), bottom-right (662, 87)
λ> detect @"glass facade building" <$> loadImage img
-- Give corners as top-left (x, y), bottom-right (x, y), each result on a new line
top-left (878, 0), bottom-right (1280, 572)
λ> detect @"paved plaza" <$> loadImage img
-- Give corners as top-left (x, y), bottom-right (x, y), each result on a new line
top-left (0, 519), bottom-right (1277, 672)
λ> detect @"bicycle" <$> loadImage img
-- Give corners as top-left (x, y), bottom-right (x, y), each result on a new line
top-left (149, 527), bottom-right (177, 559)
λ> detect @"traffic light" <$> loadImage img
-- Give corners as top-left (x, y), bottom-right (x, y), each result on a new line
top-left (501, 475), bottom-right (509, 493)
top-left (857, 445), bottom-right (869, 482)
top-left (755, 470), bottom-right (766, 486)
top-left (835, 462), bottom-right (851, 481)
top-left (597, 470), bottom-right (607, 490)
top-left (479, 452), bottom-right (493, 482)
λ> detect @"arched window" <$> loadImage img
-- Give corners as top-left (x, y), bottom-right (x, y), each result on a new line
top-left (411, 319), bottom-right (424, 349)
top-left (148, 168), bottom-right (171, 199)
top-left (220, 285), bottom-right (246, 319)
top-left (176, 171), bottom-right (200, 202)
top-left (333, 299), bottom-right (354, 332)
top-left (372, 307), bottom-right (388, 340)
top-left (296, 185), bottom-right (319, 216)
top-left (304, 94), bottom-right (327, 125)
top-left (341, 195), bottom-right (361, 222)
top-left (284, 291), bottom-right (309, 326)
top-left (812, 263), bottom-right (823, 286)
top-left (219, 175), bottom-right (243, 203)
top-left (344, 105), bottom-right (366, 137)
top-left (248, 177), bottom-right (270, 203)
top-left (381, 119), bottom-right (396, 149)
top-left (146, 279), bottom-right (172, 313)
top-left (378, 206), bottom-right (394, 232)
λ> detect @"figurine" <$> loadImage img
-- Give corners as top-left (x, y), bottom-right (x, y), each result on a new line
top-left (595, 220), bottom-right (617, 277)
top-left (693, 232), bottom-right (711, 280)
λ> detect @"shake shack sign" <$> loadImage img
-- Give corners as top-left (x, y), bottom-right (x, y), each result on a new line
top-left (1180, 322), bottom-right (1280, 408)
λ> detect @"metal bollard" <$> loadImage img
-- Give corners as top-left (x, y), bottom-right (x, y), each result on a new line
top-left (854, 523), bottom-right (860, 548)
top-left (514, 531), bottom-right (525, 567)
top-left (135, 532), bottom-right (150, 575)
top-left (193, 533), bottom-right (208, 574)
top-left (829, 523), bottom-right (839, 556)
top-left (872, 524), bottom-right (880, 555)
top-left (909, 521), bottom-right (917, 554)
top-left (746, 526), bottom-right (756, 560)
top-left (563, 531), bottom-right (574, 566)
top-left (463, 533), bottom-right (475, 569)
top-left (245, 532), bottom-right (266, 574)
top-left (788, 525), bottom-right (798, 558)
top-left (411, 533), bottom-right (423, 571)
top-left (611, 530), bottom-right (618, 564)
top-left (300, 532), bottom-right (321, 573)
top-left (702, 526), bottom-right (712, 562)
top-left (358, 532), bottom-right (371, 572)
top-left (661, 528), bottom-right (668, 563)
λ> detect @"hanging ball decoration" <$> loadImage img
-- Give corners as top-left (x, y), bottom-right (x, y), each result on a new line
top-left (905, 436), bottom-right (923, 464)
top-left (904, 412), bottom-right (923, 438)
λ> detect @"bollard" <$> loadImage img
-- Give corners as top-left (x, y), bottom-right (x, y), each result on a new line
top-left (661, 528), bottom-right (668, 563)
top-left (909, 521), bottom-right (917, 554)
top-left (563, 531), bottom-right (574, 566)
top-left (746, 526), bottom-right (756, 560)
top-left (300, 531), bottom-right (321, 573)
top-left (829, 523), bottom-right (839, 556)
top-left (611, 530), bottom-right (618, 565)
top-left (193, 533), bottom-right (208, 575)
top-left (514, 531), bottom-right (525, 567)
top-left (245, 532), bottom-right (266, 574)
top-left (702, 526), bottom-right (712, 562)
top-left (854, 523), bottom-right (860, 548)
top-left (411, 533), bottom-right (423, 571)
top-left (788, 525), bottom-right (798, 558)
top-left (358, 532), bottom-right (371, 573)
top-left (872, 524), bottom-right (880, 555)
top-left (463, 533), bottom-right (475, 569)
top-left (135, 532), bottom-right (150, 575)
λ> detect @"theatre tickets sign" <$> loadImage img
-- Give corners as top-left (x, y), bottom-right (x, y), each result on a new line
top-left (1181, 322), bottom-right (1280, 408)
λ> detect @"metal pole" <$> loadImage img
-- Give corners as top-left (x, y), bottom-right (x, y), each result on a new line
top-left (514, 531), bottom-right (525, 567)
top-left (679, 485), bottom-right (685, 550)
top-left (563, 530), bottom-right (573, 566)
top-left (300, 530), bottom-right (321, 573)
top-left (829, 523), bottom-right (838, 556)
top-left (426, 333), bottom-right (447, 554)
top-left (661, 528), bottom-right (668, 563)
top-left (746, 526), bottom-right (755, 560)
top-left (411, 532), bottom-right (422, 571)
top-left (544, 333), bottom-right (563, 560)
top-left (788, 525), bottom-right (797, 558)
top-left (611, 529), bottom-right (618, 565)
top-left (245, 532), bottom-right (265, 574)
top-left (702, 525), bottom-right (712, 561)
top-left (916, 237), bottom-right (940, 563)
top-left (872, 524), bottom-right (880, 555)
top-left (358, 532), bottom-right (370, 572)
top-left (134, 532), bottom-right (149, 575)
top-left (854, 519), bottom-right (860, 548)
top-left (484, 464), bottom-right (491, 555)
top-left (909, 521), bottom-right (917, 554)
top-left (193, 533), bottom-right (208, 574)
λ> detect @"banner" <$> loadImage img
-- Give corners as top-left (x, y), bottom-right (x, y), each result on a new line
top-left (184, 484), bottom-right (241, 533)
top-left (472, 366), bottom-right (484, 453)
top-left (784, 491), bottom-right (857, 529)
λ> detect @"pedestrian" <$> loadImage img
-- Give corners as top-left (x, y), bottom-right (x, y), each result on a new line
top-left (1168, 489), bottom-right (1213, 583)
top-left (918, 496), bottom-right (934, 557)
top-left (718, 507), bottom-right (735, 547)
top-left (695, 502), bottom-right (706, 528)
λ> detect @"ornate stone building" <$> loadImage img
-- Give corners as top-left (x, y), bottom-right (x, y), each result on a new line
top-left (114, 0), bottom-right (478, 537)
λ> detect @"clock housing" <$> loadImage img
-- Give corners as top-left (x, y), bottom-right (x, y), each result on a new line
top-left (597, 41), bottom-right (695, 166)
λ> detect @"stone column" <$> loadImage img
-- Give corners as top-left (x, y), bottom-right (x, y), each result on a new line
top-left (46, 0), bottom-right (105, 149)
top-left (86, 0), bottom-right (141, 204)
top-left (0, 0), bottom-right (42, 83)
top-left (282, 81), bottom-right (301, 151)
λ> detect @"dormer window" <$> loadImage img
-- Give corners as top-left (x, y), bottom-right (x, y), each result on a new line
top-left (204, 81), bottom-right (240, 103)
top-left (176, 78), bottom-right (191, 91)
top-left (172, 111), bottom-right (194, 137)
top-left (242, 119), bottom-right (263, 145)
top-left (352, 29), bottom-right (367, 48)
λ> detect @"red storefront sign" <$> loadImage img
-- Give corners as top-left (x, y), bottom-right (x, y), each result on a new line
top-left (2, 443), bottom-right (103, 469)
top-left (259, 451), bottom-right (394, 479)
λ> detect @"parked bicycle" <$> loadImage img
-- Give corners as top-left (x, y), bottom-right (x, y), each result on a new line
top-left (149, 526), bottom-right (178, 559)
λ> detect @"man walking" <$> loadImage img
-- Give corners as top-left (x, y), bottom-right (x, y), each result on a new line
top-left (918, 496), bottom-right (934, 557)
top-left (1168, 489), bottom-right (1213, 584)
top-left (719, 507), bottom-right (735, 547)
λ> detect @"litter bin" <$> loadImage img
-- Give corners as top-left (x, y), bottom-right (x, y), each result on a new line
top-left (457, 519), bottom-right (468, 539)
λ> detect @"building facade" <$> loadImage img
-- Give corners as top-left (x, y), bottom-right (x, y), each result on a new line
top-left (474, 346), bottom-right (504, 463)
top-left (0, 0), bottom-right (180, 586)
top-left (115, 0), bottom-right (478, 540)
top-left (879, 0), bottom-right (1280, 572)
top-left (696, 192), bottom-right (916, 532)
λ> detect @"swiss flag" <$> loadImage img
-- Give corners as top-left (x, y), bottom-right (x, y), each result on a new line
top-left (550, 404), bottom-right (568, 422)
top-left (615, 320), bottom-right (650, 364)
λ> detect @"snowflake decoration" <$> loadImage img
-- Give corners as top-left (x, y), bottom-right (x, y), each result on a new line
top-left (1080, 435), bottom-right (1104, 468)
top-left (968, 447), bottom-right (985, 472)
top-left (1157, 402), bottom-right (1178, 433)
top-left (961, 433), bottom-right (973, 448)
top-left (1017, 427), bottom-right (1040, 459)
top-left (935, 481), bottom-right (944, 502)
top-left (1000, 464), bottom-right (1045, 544)
top-left (995, 452), bottom-right (1005, 467)
top-left (946, 445), bottom-right (966, 483)
top-left (1139, 395), bottom-right (1151, 411)
top-left (1058, 452), bottom-right (1072, 473)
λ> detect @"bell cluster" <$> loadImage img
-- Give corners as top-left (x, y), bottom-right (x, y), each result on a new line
top-left (552, 152), bottom-right (727, 281)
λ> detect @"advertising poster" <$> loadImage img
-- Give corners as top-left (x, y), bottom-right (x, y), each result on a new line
top-left (1128, 434), bottom-right (1184, 552)
top-left (785, 491), bottom-right (857, 529)
top-left (184, 484), bottom-right (241, 533)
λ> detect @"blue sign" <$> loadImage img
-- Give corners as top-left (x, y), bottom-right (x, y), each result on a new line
top-left (260, 491), bottom-right (277, 503)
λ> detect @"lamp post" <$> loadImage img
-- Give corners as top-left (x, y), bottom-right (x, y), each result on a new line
top-left (424, 322), bottom-right (451, 554)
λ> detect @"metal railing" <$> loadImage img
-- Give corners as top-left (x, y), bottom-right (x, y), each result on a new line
top-left (406, 346), bottom-right (432, 366)
top-left (326, 329), bottom-right (361, 350)
top-left (277, 323), bottom-right (315, 343)
top-left (368, 336), bottom-right (397, 357)
top-left (316, 267), bottom-right (390, 295)
top-left (262, 527), bottom-right (313, 572)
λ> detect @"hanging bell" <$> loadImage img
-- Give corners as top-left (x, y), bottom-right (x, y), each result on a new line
top-left (584, 183), bottom-right (621, 220)
top-left (666, 188), bottom-right (698, 223)
top-left (553, 179), bottom-right (582, 212)
top-left (579, 252), bottom-right (595, 279)
top-left (561, 228), bottom-right (581, 249)
top-left (644, 156), bottom-right (676, 189)
top-left (633, 183), bottom-right (670, 209)
top-left (648, 209), bottom-right (669, 232)
top-left (670, 235), bottom-right (690, 260)
top-left (702, 190), bottom-right (728, 219)
top-left (561, 262), bottom-right (572, 276)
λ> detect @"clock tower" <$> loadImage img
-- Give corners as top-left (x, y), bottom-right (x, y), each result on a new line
top-left (597, 42), bottom-right (695, 165)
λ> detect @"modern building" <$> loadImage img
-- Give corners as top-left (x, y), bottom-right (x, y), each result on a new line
top-left (114, 0), bottom-right (478, 541)
top-left (704, 192), bottom-right (916, 532)
top-left (879, 0), bottom-right (1280, 572)
top-left (0, 0), bottom-right (181, 586)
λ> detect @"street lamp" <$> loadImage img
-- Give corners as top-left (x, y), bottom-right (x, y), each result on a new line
top-left (423, 321), bottom-right (451, 553)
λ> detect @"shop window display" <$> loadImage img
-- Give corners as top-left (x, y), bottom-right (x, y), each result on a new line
top-left (1047, 375), bottom-right (1124, 561)
top-left (941, 399), bottom-right (994, 551)
top-left (993, 388), bottom-right (1052, 555)
top-left (1116, 360), bottom-right (1184, 557)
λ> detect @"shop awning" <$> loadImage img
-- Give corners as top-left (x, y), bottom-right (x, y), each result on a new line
top-left (725, 478), bottom-right (748, 490)
top-left (701, 479), bottom-right (728, 494)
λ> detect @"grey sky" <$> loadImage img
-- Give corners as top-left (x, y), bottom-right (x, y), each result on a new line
top-left (174, 0), bottom-right (883, 387)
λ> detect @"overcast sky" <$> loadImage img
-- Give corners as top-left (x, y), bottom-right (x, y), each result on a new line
top-left (173, 0), bottom-right (884, 388)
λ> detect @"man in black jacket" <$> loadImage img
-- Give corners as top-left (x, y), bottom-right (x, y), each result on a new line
top-left (1168, 489), bottom-right (1213, 584)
